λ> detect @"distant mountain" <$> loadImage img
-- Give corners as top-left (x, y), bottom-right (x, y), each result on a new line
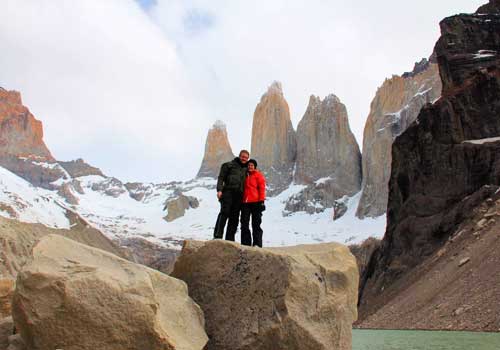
top-left (251, 82), bottom-right (297, 195)
top-left (286, 94), bottom-right (361, 216)
top-left (196, 120), bottom-right (234, 179)
top-left (356, 58), bottom-right (442, 219)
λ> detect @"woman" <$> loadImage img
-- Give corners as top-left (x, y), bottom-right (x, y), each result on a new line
top-left (240, 159), bottom-right (266, 247)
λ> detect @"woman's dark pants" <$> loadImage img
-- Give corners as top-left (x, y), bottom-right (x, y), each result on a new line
top-left (240, 202), bottom-right (263, 247)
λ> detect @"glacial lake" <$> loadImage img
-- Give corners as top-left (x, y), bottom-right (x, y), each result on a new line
top-left (352, 329), bottom-right (500, 350)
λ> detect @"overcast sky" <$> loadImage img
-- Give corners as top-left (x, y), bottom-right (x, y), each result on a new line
top-left (0, 0), bottom-right (485, 182)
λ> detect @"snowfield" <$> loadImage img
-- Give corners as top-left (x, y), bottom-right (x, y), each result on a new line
top-left (0, 166), bottom-right (386, 248)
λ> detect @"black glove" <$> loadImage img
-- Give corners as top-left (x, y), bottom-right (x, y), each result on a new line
top-left (259, 201), bottom-right (266, 212)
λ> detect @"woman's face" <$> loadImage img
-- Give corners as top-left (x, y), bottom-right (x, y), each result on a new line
top-left (248, 163), bottom-right (255, 172)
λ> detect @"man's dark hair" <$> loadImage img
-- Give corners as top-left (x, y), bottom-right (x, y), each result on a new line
top-left (239, 149), bottom-right (250, 157)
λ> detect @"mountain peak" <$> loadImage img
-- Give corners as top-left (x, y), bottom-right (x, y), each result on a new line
top-left (0, 87), bottom-right (54, 161)
top-left (211, 120), bottom-right (226, 130)
top-left (264, 81), bottom-right (283, 97)
top-left (196, 121), bottom-right (234, 178)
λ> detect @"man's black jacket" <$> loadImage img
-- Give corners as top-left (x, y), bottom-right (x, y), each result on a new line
top-left (216, 158), bottom-right (247, 193)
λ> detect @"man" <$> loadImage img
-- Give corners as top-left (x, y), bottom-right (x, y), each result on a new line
top-left (213, 150), bottom-right (249, 241)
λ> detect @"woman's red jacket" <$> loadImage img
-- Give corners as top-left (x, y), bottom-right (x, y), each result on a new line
top-left (242, 170), bottom-right (266, 203)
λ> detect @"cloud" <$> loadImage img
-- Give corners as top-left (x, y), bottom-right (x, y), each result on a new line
top-left (149, 0), bottom-right (486, 154)
top-left (0, 0), bottom-right (209, 182)
top-left (0, 0), bottom-right (486, 182)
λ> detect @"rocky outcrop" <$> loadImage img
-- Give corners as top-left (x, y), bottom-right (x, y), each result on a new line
top-left (0, 155), bottom-right (66, 189)
top-left (356, 58), bottom-right (442, 218)
top-left (163, 194), bottom-right (199, 222)
top-left (285, 94), bottom-right (361, 215)
top-left (295, 94), bottom-right (361, 187)
top-left (12, 235), bottom-right (208, 350)
top-left (57, 182), bottom-right (80, 205)
top-left (124, 182), bottom-right (154, 201)
top-left (284, 182), bottom-right (351, 218)
top-left (0, 88), bottom-right (69, 189)
top-left (348, 237), bottom-right (380, 283)
top-left (0, 88), bottom-right (53, 161)
top-left (90, 177), bottom-right (127, 197)
top-left (251, 82), bottom-right (297, 194)
top-left (358, 2), bottom-right (500, 329)
top-left (58, 158), bottom-right (104, 178)
top-left (172, 240), bottom-right (358, 350)
top-left (197, 120), bottom-right (234, 178)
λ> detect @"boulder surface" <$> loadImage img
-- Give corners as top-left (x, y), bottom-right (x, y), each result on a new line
top-left (12, 235), bottom-right (208, 350)
top-left (172, 240), bottom-right (358, 350)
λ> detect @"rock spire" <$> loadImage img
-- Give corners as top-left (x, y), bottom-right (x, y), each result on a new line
top-left (251, 81), bottom-right (296, 194)
top-left (196, 120), bottom-right (234, 178)
top-left (295, 94), bottom-right (361, 189)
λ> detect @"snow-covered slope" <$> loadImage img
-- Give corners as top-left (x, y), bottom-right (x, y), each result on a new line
top-left (0, 165), bottom-right (386, 248)
top-left (0, 166), bottom-right (70, 229)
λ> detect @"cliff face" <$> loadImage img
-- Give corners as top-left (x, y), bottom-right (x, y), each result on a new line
top-left (0, 88), bottom-right (65, 188)
top-left (295, 94), bottom-right (361, 189)
top-left (0, 88), bottom-right (53, 161)
top-left (196, 121), bottom-right (234, 179)
top-left (356, 59), bottom-right (442, 218)
top-left (251, 82), bottom-right (296, 195)
top-left (284, 94), bottom-right (361, 216)
top-left (358, 1), bottom-right (500, 328)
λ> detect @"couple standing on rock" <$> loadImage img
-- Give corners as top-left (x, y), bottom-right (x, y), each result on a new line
top-left (213, 150), bottom-right (266, 247)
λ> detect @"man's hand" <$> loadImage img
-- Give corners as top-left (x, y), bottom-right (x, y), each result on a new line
top-left (259, 201), bottom-right (266, 212)
top-left (217, 191), bottom-right (223, 199)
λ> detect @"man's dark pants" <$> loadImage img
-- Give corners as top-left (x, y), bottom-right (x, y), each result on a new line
top-left (213, 190), bottom-right (242, 241)
top-left (240, 202), bottom-right (263, 247)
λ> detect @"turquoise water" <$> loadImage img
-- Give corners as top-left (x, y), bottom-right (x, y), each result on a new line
top-left (352, 329), bottom-right (500, 350)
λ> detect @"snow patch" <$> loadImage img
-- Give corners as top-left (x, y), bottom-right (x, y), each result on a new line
top-left (473, 50), bottom-right (496, 59)
top-left (463, 137), bottom-right (500, 145)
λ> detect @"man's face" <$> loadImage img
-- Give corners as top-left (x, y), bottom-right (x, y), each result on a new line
top-left (239, 152), bottom-right (249, 164)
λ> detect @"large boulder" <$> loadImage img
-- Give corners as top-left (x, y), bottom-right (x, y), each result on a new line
top-left (251, 82), bottom-right (297, 195)
top-left (12, 235), bottom-right (208, 350)
top-left (172, 240), bottom-right (358, 350)
top-left (196, 120), bottom-right (235, 178)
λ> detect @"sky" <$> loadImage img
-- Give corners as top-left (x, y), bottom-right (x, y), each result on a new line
top-left (0, 0), bottom-right (486, 182)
